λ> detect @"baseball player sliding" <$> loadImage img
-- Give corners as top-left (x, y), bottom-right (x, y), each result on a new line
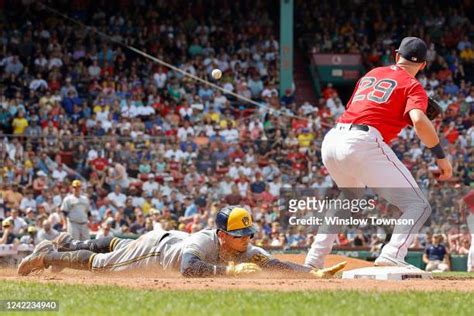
top-left (305, 37), bottom-right (452, 269)
top-left (18, 206), bottom-right (346, 278)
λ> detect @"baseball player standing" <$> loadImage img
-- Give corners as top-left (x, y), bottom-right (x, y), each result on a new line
top-left (462, 190), bottom-right (474, 272)
top-left (305, 37), bottom-right (452, 269)
top-left (60, 180), bottom-right (91, 241)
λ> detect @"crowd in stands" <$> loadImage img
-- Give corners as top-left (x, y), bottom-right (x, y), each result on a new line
top-left (0, 1), bottom-right (472, 266)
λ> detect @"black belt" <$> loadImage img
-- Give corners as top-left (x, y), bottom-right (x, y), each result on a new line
top-left (159, 233), bottom-right (170, 243)
top-left (337, 124), bottom-right (369, 132)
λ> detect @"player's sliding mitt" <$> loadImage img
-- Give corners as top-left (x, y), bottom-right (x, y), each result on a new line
top-left (309, 261), bottom-right (347, 278)
top-left (426, 97), bottom-right (442, 120)
top-left (226, 262), bottom-right (262, 276)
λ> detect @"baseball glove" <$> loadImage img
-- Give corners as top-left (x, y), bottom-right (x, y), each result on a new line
top-left (426, 97), bottom-right (442, 120)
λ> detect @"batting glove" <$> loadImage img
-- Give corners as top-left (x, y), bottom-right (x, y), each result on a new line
top-left (226, 262), bottom-right (262, 276)
top-left (310, 261), bottom-right (347, 278)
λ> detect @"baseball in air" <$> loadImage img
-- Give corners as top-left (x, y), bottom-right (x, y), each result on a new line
top-left (212, 69), bottom-right (222, 80)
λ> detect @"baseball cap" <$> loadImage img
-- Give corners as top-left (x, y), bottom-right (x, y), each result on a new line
top-left (72, 180), bottom-right (82, 187)
top-left (151, 208), bottom-right (161, 215)
top-left (105, 218), bottom-right (114, 225)
top-left (216, 206), bottom-right (257, 237)
top-left (396, 37), bottom-right (427, 63)
top-left (2, 219), bottom-right (11, 227)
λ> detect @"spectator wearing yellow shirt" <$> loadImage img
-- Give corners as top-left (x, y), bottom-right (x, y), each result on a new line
top-left (297, 128), bottom-right (314, 151)
top-left (460, 47), bottom-right (474, 63)
top-left (11, 110), bottom-right (28, 135)
top-left (142, 193), bottom-right (153, 215)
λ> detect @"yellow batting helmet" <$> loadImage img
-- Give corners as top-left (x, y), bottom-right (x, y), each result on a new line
top-left (216, 206), bottom-right (257, 237)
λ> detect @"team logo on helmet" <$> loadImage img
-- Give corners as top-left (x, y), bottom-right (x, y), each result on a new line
top-left (242, 216), bottom-right (250, 227)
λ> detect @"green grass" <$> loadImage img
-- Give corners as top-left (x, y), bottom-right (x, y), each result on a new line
top-left (0, 280), bottom-right (473, 316)
top-left (433, 272), bottom-right (474, 279)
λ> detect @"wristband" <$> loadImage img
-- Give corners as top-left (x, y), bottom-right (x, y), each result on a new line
top-left (429, 143), bottom-right (445, 159)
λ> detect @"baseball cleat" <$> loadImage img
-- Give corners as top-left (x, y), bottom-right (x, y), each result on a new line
top-left (374, 254), bottom-right (420, 270)
top-left (17, 240), bottom-right (55, 276)
top-left (52, 232), bottom-right (74, 252)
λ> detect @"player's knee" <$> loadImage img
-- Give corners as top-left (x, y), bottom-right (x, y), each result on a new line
top-left (413, 199), bottom-right (431, 217)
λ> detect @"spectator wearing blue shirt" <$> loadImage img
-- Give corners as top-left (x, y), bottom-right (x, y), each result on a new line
top-left (423, 233), bottom-right (450, 272)
top-left (280, 88), bottom-right (295, 106)
top-left (183, 196), bottom-right (198, 218)
top-left (180, 140), bottom-right (197, 152)
top-left (198, 87), bottom-right (213, 102)
top-left (444, 79), bottom-right (460, 96)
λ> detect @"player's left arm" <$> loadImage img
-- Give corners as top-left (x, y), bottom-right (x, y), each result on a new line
top-left (249, 246), bottom-right (346, 277)
top-left (406, 83), bottom-right (452, 180)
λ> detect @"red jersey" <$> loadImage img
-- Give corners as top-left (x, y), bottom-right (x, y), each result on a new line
top-left (338, 65), bottom-right (428, 142)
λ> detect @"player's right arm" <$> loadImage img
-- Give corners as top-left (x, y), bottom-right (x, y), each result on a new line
top-left (180, 253), bottom-right (228, 277)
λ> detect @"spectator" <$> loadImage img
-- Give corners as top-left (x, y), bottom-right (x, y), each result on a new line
top-left (96, 218), bottom-right (115, 239)
top-left (6, 209), bottom-right (27, 235)
top-left (130, 211), bottom-right (146, 235)
top-left (37, 219), bottom-right (59, 242)
top-left (423, 233), bottom-right (450, 272)
top-left (107, 185), bottom-right (127, 211)
top-left (11, 111), bottom-right (28, 135)
top-left (0, 219), bottom-right (17, 244)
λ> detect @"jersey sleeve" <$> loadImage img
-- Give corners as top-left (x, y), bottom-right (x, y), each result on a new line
top-left (403, 81), bottom-right (428, 122)
top-left (246, 245), bottom-right (273, 266)
top-left (181, 231), bottom-right (216, 260)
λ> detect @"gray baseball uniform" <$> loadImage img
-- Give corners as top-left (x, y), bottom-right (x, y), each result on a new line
top-left (60, 194), bottom-right (90, 241)
top-left (90, 229), bottom-right (272, 272)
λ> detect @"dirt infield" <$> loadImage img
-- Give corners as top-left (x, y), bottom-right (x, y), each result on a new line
top-left (1, 254), bottom-right (473, 292)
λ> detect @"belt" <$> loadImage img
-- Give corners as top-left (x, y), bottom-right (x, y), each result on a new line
top-left (159, 232), bottom-right (170, 243)
top-left (336, 123), bottom-right (369, 132)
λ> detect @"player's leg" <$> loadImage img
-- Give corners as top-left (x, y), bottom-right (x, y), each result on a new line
top-left (67, 220), bottom-right (81, 240)
top-left (43, 236), bottom-right (144, 273)
top-left (44, 250), bottom-right (95, 271)
top-left (90, 230), bottom-right (167, 272)
top-left (305, 128), bottom-right (365, 268)
top-left (43, 236), bottom-right (157, 273)
top-left (53, 232), bottom-right (128, 253)
top-left (468, 234), bottom-right (474, 272)
top-left (358, 133), bottom-right (431, 263)
top-left (80, 223), bottom-right (91, 241)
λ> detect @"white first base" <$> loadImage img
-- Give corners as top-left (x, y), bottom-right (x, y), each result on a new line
top-left (342, 266), bottom-right (432, 280)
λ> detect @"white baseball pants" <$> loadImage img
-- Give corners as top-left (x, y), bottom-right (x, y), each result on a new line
top-left (305, 123), bottom-right (431, 268)
top-left (468, 214), bottom-right (474, 272)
